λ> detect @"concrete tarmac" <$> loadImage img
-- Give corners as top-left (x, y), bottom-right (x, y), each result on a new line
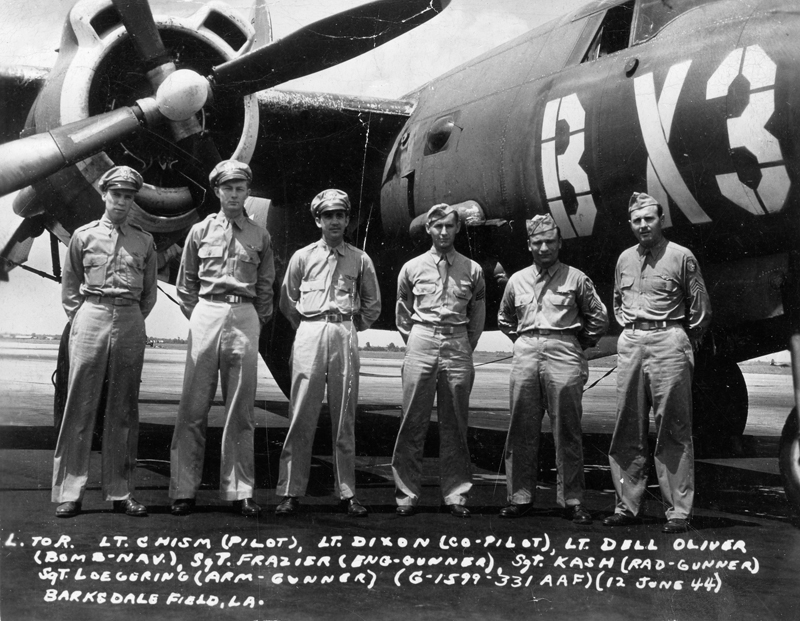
top-left (1, 340), bottom-right (799, 620)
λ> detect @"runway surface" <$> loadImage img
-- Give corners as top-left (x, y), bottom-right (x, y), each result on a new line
top-left (1, 340), bottom-right (799, 621)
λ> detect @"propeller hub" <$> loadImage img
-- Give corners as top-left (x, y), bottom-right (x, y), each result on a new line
top-left (155, 69), bottom-right (209, 122)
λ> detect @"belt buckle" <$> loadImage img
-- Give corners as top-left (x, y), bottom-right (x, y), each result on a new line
top-left (223, 294), bottom-right (238, 304)
top-left (327, 314), bottom-right (342, 323)
top-left (440, 326), bottom-right (454, 335)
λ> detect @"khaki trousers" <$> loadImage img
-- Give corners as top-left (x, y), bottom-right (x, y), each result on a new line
top-left (505, 333), bottom-right (588, 507)
top-left (277, 320), bottom-right (359, 499)
top-left (392, 324), bottom-right (474, 507)
top-left (609, 326), bottom-right (695, 520)
top-left (169, 299), bottom-right (259, 501)
top-left (52, 301), bottom-right (145, 502)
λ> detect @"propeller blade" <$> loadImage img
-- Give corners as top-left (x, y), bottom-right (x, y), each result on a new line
top-left (112, 0), bottom-right (171, 68)
top-left (0, 102), bottom-right (158, 197)
top-left (212, 0), bottom-right (450, 95)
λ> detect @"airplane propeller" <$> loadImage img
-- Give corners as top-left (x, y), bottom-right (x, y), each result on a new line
top-left (0, 0), bottom-right (450, 200)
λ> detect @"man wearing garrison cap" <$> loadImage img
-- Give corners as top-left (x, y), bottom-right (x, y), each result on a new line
top-left (497, 214), bottom-right (608, 522)
top-left (604, 192), bottom-right (711, 534)
top-left (392, 203), bottom-right (486, 518)
top-left (170, 160), bottom-right (275, 518)
top-left (274, 189), bottom-right (381, 517)
top-left (53, 165), bottom-right (157, 518)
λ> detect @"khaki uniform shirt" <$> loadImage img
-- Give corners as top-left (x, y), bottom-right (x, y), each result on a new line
top-left (396, 247), bottom-right (486, 349)
top-left (62, 214), bottom-right (157, 321)
top-left (280, 239), bottom-right (381, 332)
top-left (498, 261), bottom-right (608, 348)
top-left (177, 211), bottom-right (275, 323)
top-left (614, 238), bottom-right (711, 338)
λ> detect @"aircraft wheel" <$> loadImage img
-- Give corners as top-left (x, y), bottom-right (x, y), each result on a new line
top-left (692, 357), bottom-right (748, 454)
top-left (780, 409), bottom-right (800, 513)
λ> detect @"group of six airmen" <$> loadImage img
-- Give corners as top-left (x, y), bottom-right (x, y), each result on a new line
top-left (52, 161), bottom-right (711, 535)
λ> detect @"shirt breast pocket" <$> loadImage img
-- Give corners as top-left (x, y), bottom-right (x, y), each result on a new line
top-left (235, 251), bottom-right (259, 284)
top-left (452, 281), bottom-right (472, 314)
top-left (197, 244), bottom-right (224, 280)
top-left (550, 289), bottom-right (574, 307)
top-left (82, 254), bottom-right (108, 287)
top-left (334, 275), bottom-right (357, 311)
top-left (412, 282), bottom-right (438, 310)
top-left (653, 274), bottom-right (679, 294)
top-left (122, 252), bottom-right (145, 288)
top-left (299, 279), bottom-right (326, 313)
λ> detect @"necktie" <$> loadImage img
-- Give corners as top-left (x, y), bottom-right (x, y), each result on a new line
top-left (325, 248), bottom-right (338, 305)
top-left (438, 255), bottom-right (449, 292)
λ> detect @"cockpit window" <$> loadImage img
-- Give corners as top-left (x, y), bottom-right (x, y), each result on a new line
top-left (582, 1), bottom-right (635, 62)
top-left (632, 0), bottom-right (716, 44)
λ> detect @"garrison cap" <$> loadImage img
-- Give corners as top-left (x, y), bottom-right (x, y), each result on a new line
top-left (526, 214), bottom-right (558, 237)
top-left (99, 166), bottom-right (143, 192)
top-left (311, 189), bottom-right (350, 217)
top-left (209, 160), bottom-right (252, 187)
top-left (628, 192), bottom-right (660, 213)
top-left (426, 203), bottom-right (459, 225)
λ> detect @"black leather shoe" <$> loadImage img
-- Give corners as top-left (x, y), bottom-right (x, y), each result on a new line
top-left (342, 497), bottom-right (368, 517)
top-left (113, 497), bottom-right (147, 517)
top-left (662, 518), bottom-right (689, 534)
top-left (448, 504), bottom-right (471, 518)
top-left (275, 496), bottom-right (299, 516)
top-left (171, 498), bottom-right (195, 516)
top-left (499, 503), bottom-right (532, 518)
top-left (603, 512), bottom-right (638, 527)
top-left (233, 498), bottom-right (261, 517)
top-left (396, 505), bottom-right (416, 517)
top-left (570, 505), bottom-right (593, 525)
top-left (56, 501), bottom-right (81, 518)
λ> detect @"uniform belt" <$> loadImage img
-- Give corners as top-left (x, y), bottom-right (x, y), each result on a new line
top-left (625, 320), bottom-right (682, 331)
top-left (521, 328), bottom-right (577, 338)
top-left (85, 295), bottom-right (137, 306)
top-left (304, 313), bottom-right (352, 323)
top-left (202, 294), bottom-right (253, 304)
top-left (417, 323), bottom-right (466, 336)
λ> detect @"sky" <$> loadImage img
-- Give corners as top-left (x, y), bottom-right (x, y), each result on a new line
top-left (0, 0), bottom-right (591, 347)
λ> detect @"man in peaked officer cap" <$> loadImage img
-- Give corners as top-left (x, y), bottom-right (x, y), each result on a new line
top-left (604, 192), bottom-right (711, 533)
top-left (497, 213), bottom-right (607, 522)
top-left (170, 159), bottom-right (275, 517)
top-left (53, 165), bottom-right (157, 518)
top-left (275, 188), bottom-right (381, 517)
top-left (392, 203), bottom-right (486, 518)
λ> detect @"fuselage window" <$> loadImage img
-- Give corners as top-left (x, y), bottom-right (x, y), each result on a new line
top-left (632, 0), bottom-right (716, 44)
top-left (582, 1), bottom-right (635, 62)
top-left (424, 113), bottom-right (458, 156)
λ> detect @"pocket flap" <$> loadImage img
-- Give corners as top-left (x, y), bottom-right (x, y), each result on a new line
top-left (300, 279), bottom-right (325, 292)
top-left (198, 245), bottom-right (223, 259)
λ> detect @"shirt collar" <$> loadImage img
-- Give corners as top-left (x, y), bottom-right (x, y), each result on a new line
top-left (216, 210), bottom-right (248, 229)
top-left (100, 213), bottom-right (128, 235)
top-left (429, 246), bottom-right (455, 265)
top-left (532, 260), bottom-right (561, 279)
top-left (316, 238), bottom-right (346, 255)
top-left (637, 236), bottom-right (668, 257)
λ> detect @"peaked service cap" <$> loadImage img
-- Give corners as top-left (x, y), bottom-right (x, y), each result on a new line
top-left (628, 192), bottom-right (660, 213)
top-left (526, 214), bottom-right (559, 236)
top-left (311, 189), bottom-right (351, 217)
top-left (99, 166), bottom-right (143, 192)
top-left (209, 160), bottom-right (252, 186)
